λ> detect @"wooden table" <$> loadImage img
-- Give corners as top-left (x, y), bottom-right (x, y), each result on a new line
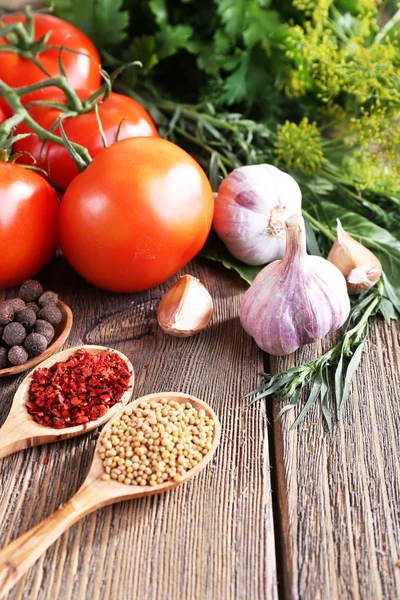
top-left (1, 256), bottom-right (399, 600)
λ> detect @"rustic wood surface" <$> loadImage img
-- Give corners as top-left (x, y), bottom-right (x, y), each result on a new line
top-left (0, 257), bottom-right (277, 600)
top-left (271, 321), bottom-right (400, 600)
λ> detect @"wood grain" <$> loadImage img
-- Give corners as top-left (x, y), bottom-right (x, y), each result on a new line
top-left (270, 320), bottom-right (400, 599)
top-left (0, 257), bottom-right (277, 600)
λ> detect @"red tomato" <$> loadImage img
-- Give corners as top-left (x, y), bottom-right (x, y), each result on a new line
top-left (14, 89), bottom-right (158, 191)
top-left (59, 138), bottom-right (214, 292)
top-left (0, 163), bottom-right (59, 289)
top-left (0, 14), bottom-right (101, 115)
top-left (0, 105), bottom-right (6, 125)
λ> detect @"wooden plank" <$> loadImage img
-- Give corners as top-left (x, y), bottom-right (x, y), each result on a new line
top-left (270, 319), bottom-right (400, 599)
top-left (0, 258), bottom-right (277, 600)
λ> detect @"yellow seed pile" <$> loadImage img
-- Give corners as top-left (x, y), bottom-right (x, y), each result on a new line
top-left (99, 398), bottom-right (215, 486)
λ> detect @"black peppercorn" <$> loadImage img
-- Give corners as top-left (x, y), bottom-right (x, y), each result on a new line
top-left (8, 345), bottom-right (29, 366)
top-left (0, 346), bottom-right (8, 369)
top-left (15, 308), bottom-right (36, 329)
top-left (38, 305), bottom-right (62, 326)
top-left (24, 333), bottom-right (48, 357)
top-left (3, 322), bottom-right (26, 346)
top-left (38, 291), bottom-right (58, 307)
top-left (33, 320), bottom-right (55, 344)
top-left (18, 280), bottom-right (44, 302)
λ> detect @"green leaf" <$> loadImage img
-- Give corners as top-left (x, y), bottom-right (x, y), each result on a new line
top-left (337, 341), bottom-right (366, 420)
top-left (155, 25), bottom-right (193, 60)
top-left (200, 231), bottom-right (262, 285)
top-left (291, 378), bottom-right (322, 429)
top-left (51, 0), bottom-right (129, 48)
top-left (304, 216), bottom-right (322, 256)
top-left (149, 0), bottom-right (168, 26)
top-left (129, 36), bottom-right (159, 73)
top-left (243, 10), bottom-right (280, 50)
top-left (378, 297), bottom-right (398, 325)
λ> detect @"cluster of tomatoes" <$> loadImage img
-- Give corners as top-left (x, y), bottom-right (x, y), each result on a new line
top-left (0, 14), bottom-right (214, 292)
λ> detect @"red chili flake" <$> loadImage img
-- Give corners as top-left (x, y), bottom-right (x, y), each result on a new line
top-left (26, 349), bottom-right (132, 429)
top-left (43, 457), bottom-right (49, 465)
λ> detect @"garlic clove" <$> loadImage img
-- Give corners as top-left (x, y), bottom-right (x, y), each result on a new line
top-left (328, 219), bottom-right (382, 294)
top-left (213, 164), bottom-right (302, 265)
top-left (157, 275), bottom-right (213, 337)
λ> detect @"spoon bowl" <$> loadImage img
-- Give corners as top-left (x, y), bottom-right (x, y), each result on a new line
top-left (0, 345), bottom-right (135, 459)
top-left (0, 300), bottom-right (73, 378)
top-left (0, 392), bottom-right (221, 598)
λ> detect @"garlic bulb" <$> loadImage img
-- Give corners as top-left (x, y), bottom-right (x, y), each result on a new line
top-left (328, 219), bottom-right (382, 294)
top-left (240, 214), bottom-right (350, 356)
top-left (213, 164), bottom-right (302, 265)
top-left (157, 275), bottom-right (213, 337)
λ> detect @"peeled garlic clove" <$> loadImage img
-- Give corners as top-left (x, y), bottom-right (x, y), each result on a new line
top-left (240, 214), bottom-right (350, 356)
top-left (328, 219), bottom-right (382, 294)
top-left (213, 164), bottom-right (302, 265)
top-left (157, 275), bottom-right (213, 337)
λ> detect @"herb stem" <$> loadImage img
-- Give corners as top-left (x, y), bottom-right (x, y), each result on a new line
top-left (301, 210), bottom-right (336, 242)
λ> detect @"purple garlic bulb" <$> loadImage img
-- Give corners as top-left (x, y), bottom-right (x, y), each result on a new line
top-left (240, 214), bottom-right (350, 355)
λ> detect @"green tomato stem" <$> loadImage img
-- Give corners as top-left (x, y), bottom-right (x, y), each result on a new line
top-left (0, 21), bottom-right (31, 49)
top-left (14, 76), bottom-right (83, 112)
top-left (0, 79), bottom-right (91, 170)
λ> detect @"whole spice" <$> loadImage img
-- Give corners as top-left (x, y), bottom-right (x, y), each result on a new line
top-left (213, 164), bottom-right (302, 265)
top-left (99, 398), bottom-right (215, 485)
top-left (38, 291), bottom-right (58, 307)
top-left (26, 348), bottom-right (132, 428)
top-left (26, 302), bottom-right (39, 314)
top-left (18, 280), bottom-right (43, 302)
top-left (328, 219), bottom-right (382, 294)
top-left (0, 347), bottom-right (8, 369)
top-left (0, 302), bottom-right (14, 325)
top-left (37, 305), bottom-right (62, 326)
top-left (33, 320), bottom-right (55, 344)
top-left (8, 346), bottom-right (29, 366)
top-left (24, 333), bottom-right (48, 357)
top-left (6, 298), bottom-right (26, 313)
top-left (15, 308), bottom-right (36, 329)
top-left (157, 275), bottom-right (213, 337)
top-left (240, 214), bottom-right (350, 355)
top-left (3, 322), bottom-right (27, 347)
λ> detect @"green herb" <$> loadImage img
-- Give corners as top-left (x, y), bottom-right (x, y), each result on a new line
top-left (246, 279), bottom-right (391, 429)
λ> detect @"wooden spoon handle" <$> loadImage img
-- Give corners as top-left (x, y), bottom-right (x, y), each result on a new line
top-left (0, 481), bottom-right (101, 598)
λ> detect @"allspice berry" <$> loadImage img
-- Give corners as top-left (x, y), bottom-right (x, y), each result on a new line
top-left (15, 308), bottom-right (36, 329)
top-left (0, 347), bottom-right (8, 369)
top-left (8, 345), bottom-right (29, 366)
top-left (38, 291), bottom-right (58, 307)
top-left (33, 320), bottom-right (55, 344)
top-left (24, 333), bottom-right (47, 357)
top-left (18, 280), bottom-right (43, 302)
top-left (3, 322), bottom-right (26, 346)
top-left (26, 302), bottom-right (39, 315)
top-left (7, 298), bottom-right (26, 313)
top-left (0, 302), bottom-right (14, 325)
top-left (38, 305), bottom-right (62, 326)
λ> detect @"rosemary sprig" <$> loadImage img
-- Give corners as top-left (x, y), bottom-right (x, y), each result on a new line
top-left (246, 279), bottom-right (385, 430)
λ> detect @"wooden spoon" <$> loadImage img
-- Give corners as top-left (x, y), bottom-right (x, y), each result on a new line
top-left (0, 300), bottom-right (73, 378)
top-left (0, 392), bottom-right (221, 598)
top-left (0, 345), bottom-right (134, 459)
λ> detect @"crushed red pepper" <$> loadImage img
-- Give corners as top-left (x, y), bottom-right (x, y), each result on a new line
top-left (26, 348), bottom-right (132, 429)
